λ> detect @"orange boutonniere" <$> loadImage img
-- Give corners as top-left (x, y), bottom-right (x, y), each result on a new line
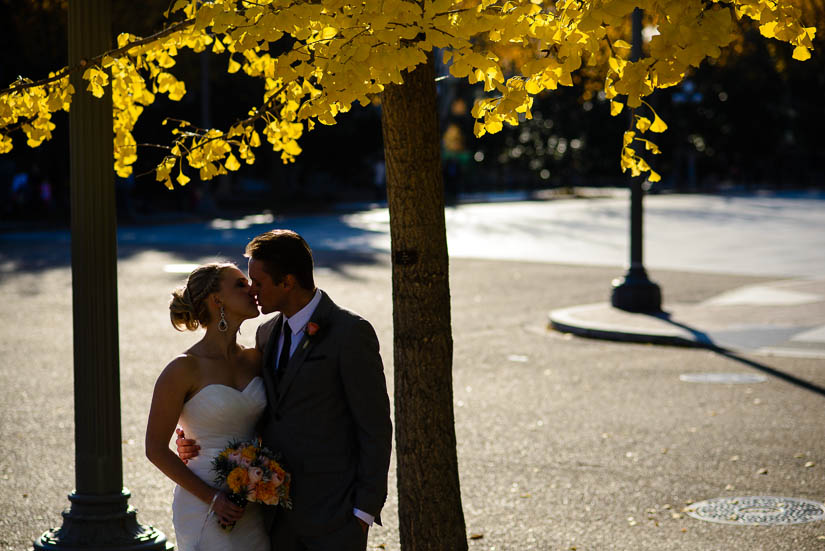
top-left (302, 322), bottom-right (320, 350)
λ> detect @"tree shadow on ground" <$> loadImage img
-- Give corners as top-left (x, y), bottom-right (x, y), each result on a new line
top-left (0, 219), bottom-right (389, 280)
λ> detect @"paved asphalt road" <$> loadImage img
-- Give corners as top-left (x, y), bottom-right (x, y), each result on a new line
top-left (1, 190), bottom-right (824, 550)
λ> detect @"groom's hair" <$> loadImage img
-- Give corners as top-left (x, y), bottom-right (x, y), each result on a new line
top-left (245, 229), bottom-right (315, 290)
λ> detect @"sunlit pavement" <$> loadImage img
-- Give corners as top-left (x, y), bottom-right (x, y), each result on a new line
top-left (2, 189), bottom-right (825, 550)
top-left (6, 189), bottom-right (825, 358)
top-left (5, 189), bottom-right (825, 277)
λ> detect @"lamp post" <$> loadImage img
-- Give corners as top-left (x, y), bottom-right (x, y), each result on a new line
top-left (34, 1), bottom-right (170, 549)
top-left (610, 7), bottom-right (662, 313)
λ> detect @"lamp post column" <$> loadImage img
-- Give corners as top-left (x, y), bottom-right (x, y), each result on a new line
top-left (34, 1), bottom-right (169, 548)
top-left (610, 7), bottom-right (662, 313)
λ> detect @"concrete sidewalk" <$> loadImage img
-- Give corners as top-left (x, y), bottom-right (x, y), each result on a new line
top-left (550, 277), bottom-right (825, 359)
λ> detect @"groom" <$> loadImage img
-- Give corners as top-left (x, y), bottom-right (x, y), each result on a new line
top-left (178, 229), bottom-right (392, 550)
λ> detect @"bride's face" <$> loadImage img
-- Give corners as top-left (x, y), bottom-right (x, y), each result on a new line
top-left (216, 267), bottom-right (260, 321)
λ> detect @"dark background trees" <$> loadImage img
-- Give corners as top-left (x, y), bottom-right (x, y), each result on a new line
top-left (2, 0), bottom-right (823, 228)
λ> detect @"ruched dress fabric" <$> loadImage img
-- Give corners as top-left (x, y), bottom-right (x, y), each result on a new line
top-left (172, 376), bottom-right (270, 551)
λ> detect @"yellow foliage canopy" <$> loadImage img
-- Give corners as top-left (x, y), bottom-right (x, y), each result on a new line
top-left (0, 0), bottom-right (817, 187)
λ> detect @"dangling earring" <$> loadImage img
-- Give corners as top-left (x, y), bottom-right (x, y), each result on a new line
top-left (218, 305), bottom-right (228, 332)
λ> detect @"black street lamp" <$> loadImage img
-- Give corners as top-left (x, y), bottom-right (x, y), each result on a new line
top-left (610, 8), bottom-right (662, 313)
top-left (34, 2), bottom-right (170, 549)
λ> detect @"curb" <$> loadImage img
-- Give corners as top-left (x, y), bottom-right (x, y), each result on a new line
top-left (548, 303), bottom-right (712, 348)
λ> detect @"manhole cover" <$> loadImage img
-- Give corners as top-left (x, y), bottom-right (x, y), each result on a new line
top-left (679, 373), bottom-right (767, 384)
top-left (686, 496), bottom-right (825, 525)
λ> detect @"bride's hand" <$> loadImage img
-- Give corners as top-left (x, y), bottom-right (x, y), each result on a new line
top-left (212, 491), bottom-right (245, 525)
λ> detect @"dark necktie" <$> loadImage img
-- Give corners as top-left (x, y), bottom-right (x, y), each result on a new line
top-left (276, 322), bottom-right (291, 385)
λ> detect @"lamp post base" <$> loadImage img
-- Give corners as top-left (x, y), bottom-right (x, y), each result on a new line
top-left (611, 267), bottom-right (662, 313)
top-left (34, 489), bottom-right (172, 551)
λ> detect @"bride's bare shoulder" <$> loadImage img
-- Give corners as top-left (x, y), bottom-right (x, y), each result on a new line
top-left (156, 353), bottom-right (200, 388)
top-left (169, 351), bottom-right (200, 368)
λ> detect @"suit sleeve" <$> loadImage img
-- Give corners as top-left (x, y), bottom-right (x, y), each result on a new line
top-left (256, 319), bottom-right (272, 352)
top-left (339, 317), bottom-right (393, 519)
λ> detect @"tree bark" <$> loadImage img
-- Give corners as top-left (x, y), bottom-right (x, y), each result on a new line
top-left (381, 52), bottom-right (468, 551)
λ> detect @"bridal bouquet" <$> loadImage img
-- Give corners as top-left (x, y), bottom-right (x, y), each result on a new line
top-left (211, 438), bottom-right (292, 531)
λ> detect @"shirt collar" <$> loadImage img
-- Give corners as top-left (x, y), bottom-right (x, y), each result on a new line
top-left (284, 289), bottom-right (322, 334)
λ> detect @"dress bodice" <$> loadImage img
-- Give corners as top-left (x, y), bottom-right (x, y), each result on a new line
top-left (178, 376), bottom-right (267, 480)
top-left (172, 376), bottom-right (269, 550)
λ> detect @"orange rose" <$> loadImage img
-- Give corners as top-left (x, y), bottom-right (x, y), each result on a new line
top-left (255, 480), bottom-right (279, 505)
top-left (270, 464), bottom-right (285, 487)
top-left (226, 467), bottom-right (250, 493)
top-left (241, 446), bottom-right (257, 462)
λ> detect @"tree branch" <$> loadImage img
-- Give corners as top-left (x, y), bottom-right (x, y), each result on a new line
top-left (0, 17), bottom-right (196, 97)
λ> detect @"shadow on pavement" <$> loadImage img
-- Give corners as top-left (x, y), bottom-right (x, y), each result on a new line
top-left (0, 240), bottom-right (388, 280)
top-left (714, 350), bottom-right (825, 398)
top-left (658, 311), bottom-right (715, 346)
top-left (658, 313), bottom-right (825, 398)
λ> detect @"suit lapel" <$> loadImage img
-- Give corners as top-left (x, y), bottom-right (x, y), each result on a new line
top-left (277, 291), bottom-right (335, 403)
top-left (261, 314), bottom-right (283, 407)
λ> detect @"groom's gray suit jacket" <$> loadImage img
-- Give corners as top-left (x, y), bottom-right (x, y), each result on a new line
top-left (255, 290), bottom-right (392, 535)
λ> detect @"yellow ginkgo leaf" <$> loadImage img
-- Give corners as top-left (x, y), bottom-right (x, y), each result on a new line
top-left (635, 116), bottom-right (652, 133)
top-left (642, 139), bottom-right (661, 155)
top-left (177, 170), bottom-right (190, 186)
top-left (228, 57), bottom-right (241, 74)
top-left (639, 100), bottom-right (668, 133)
top-left (525, 78), bottom-right (543, 95)
top-left (610, 101), bottom-right (624, 116)
top-left (284, 140), bottom-right (302, 156)
top-left (792, 46), bottom-right (811, 61)
top-left (486, 120), bottom-right (503, 134)
top-left (650, 113), bottom-right (668, 133)
top-left (0, 134), bottom-right (12, 154)
top-left (225, 153), bottom-right (241, 171)
top-left (623, 130), bottom-right (636, 146)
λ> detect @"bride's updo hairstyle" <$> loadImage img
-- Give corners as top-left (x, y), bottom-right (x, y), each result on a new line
top-left (169, 262), bottom-right (236, 331)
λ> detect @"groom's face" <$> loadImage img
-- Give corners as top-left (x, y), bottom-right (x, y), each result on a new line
top-left (248, 257), bottom-right (286, 315)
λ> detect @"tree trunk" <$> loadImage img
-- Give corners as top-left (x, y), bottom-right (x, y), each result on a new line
top-left (381, 52), bottom-right (468, 551)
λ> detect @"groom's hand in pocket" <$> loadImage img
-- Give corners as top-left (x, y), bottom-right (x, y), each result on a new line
top-left (175, 428), bottom-right (200, 463)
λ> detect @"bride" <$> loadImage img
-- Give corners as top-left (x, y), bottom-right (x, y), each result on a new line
top-left (146, 262), bottom-right (270, 551)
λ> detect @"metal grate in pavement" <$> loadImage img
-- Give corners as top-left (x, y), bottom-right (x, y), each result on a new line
top-left (686, 496), bottom-right (825, 525)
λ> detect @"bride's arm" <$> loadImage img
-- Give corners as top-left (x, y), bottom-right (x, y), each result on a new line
top-left (145, 357), bottom-right (244, 524)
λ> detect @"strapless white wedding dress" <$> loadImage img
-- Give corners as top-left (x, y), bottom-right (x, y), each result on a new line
top-left (172, 376), bottom-right (270, 551)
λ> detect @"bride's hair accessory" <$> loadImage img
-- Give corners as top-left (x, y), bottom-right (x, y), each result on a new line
top-left (169, 262), bottom-right (235, 331)
top-left (218, 305), bottom-right (228, 332)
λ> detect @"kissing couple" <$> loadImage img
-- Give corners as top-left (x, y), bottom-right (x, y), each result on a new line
top-left (145, 229), bottom-right (393, 551)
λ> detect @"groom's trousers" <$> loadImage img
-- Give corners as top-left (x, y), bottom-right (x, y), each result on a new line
top-left (270, 513), bottom-right (368, 551)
